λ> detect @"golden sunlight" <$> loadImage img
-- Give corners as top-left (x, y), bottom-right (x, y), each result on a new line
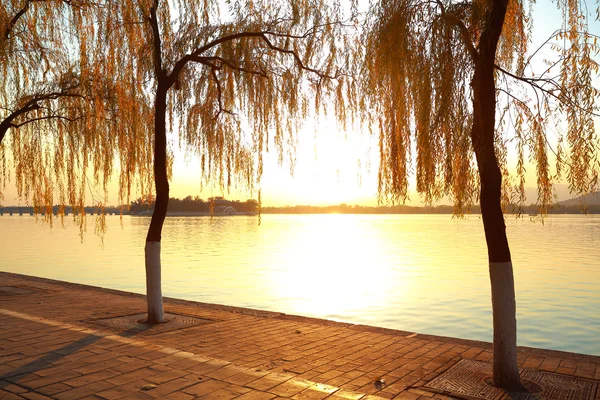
top-left (268, 215), bottom-right (409, 318)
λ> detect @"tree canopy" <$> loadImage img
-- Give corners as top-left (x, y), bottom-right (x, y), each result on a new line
top-left (365, 0), bottom-right (600, 214)
top-left (101, 0), bottom-right (356, 192)
top-left (0, 0), bottom-right (153, 231)
top-left (1, 0), bottom-right (359, 223)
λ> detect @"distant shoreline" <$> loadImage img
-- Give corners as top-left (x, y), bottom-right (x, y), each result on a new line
top-left (5, 191), bottom-right (600, 216)
top-left (2, 206), bottom-right (600, 216)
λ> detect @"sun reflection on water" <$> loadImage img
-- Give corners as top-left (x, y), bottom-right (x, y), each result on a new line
top-left (269, 215), bottom-right (404, 319)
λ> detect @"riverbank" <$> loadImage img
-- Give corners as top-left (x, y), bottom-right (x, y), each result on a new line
top-left (1, 272), bottom-right (599, 399)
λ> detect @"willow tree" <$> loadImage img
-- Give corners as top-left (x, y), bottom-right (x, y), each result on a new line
top-left (1, 1), bottom-right (152, 224)
top-left (98, 0), bottom-right (355, 323)
top-left (365, 0), bottom-right (599, 390)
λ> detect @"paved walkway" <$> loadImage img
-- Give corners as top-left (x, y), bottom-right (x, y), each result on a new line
top-left (1, 272), bottom-right (599, 400)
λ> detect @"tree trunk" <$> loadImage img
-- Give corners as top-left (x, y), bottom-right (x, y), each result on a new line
top-left (470, 0), bottom-right (521, 390)
top-left (145, 83), bottom-right (169, 324)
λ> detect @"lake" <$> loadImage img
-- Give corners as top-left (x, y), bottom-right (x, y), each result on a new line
top-left (1, 214), bottom-right (598, 356)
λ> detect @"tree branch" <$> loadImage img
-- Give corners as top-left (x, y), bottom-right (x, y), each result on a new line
top-left (0, 86), bottom-right (84, 143)
top-left (495, 64), bottom-right (557, 84)
top-left (149, 3), bottom-right (163, 79)
top-left (258, 34), bottom-right (340, 79)
top-left (498, 87), bottom-right (567, 168)
top-left (10, 114), bottom-right (83, 128)
top-left (20, 89), bottom-right (84, 108)
top-left (495, 64), bottom-right (600, 117)
top-left (435, 0), bottom-right (478, 62)
top-left (208, 68), bottom-right (235, 119)
top-left (2, 0), bottom-right (99, 42)
top-left (3, 0), bottom-right (33, 42)
top-left (170, 29), bottom-right (341, 83)
top-left (263, 19), bottom-right (356, 40)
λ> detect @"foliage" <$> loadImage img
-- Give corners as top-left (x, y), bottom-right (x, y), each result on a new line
top-left (99, 0), bottom-right (356, 198)
top-left (364, 0), bottom-right (600, 215)
top-left (0, 0), bottom-right (153, 232)
top-left (1, 0), bottom-right (358, 236)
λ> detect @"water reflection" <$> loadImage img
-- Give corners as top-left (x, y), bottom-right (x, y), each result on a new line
top-left (269, 215), bottom-right (396, 318)
top-left (1, 214), bottom-right (598, 355)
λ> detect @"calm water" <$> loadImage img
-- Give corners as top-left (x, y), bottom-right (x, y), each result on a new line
top-left (1, 214), bottom-right (598, 356)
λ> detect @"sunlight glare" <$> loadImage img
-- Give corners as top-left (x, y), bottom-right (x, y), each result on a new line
top-left (269, 215), bottom-right (411, 320)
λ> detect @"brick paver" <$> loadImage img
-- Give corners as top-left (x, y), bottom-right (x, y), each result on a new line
top-left (1, 272), bottom-right (599, 399)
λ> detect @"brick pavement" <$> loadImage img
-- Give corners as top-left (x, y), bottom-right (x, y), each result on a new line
top-left (1, 272), bottom-right (599, 399)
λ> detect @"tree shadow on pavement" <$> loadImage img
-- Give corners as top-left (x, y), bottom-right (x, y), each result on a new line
top-left (0, 323), bottom-right (153, 389)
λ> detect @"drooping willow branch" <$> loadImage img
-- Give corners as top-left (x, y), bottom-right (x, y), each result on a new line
top-left (495, 64), bottom-right (600, 118)
top-left (170, 27), bottom-right (345, 86)
top-left (0, 85), bottom-right (85, 142)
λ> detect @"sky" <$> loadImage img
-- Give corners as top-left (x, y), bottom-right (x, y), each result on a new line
top-left (1, 0), bottom-right (599, 208)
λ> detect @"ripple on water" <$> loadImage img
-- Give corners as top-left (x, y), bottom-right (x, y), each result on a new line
top-left (1, 214), bottom-right (599, 355)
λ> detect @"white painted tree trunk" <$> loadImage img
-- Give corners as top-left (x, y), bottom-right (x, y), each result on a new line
top-left (145, 241), bottom-right (164, 323)
top-left (489, 261), bottom-right (519, 387)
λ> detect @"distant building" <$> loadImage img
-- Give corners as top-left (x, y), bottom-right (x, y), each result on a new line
top-left (213, 206), bottom-right (236, 215)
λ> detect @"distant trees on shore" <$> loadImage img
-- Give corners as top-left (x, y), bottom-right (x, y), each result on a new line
top-left (262, 204), bottom-right (600, 215)
top-left (128, 196), bottom-right (258, 214)
top-left (5, 200), bottom-right (600, 216)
